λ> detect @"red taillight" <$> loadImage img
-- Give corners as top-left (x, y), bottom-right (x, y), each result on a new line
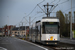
top-left (48, 39), bottom-right (49, 40)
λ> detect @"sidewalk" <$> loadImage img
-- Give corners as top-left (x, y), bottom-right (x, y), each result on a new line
top-left (60, 38), bottom-right (75, 45)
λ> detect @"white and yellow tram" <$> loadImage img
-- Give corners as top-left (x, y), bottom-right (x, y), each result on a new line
top-left (29, 17), bottom-right (60, 45)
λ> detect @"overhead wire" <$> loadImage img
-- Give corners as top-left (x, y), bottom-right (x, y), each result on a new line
top-left (52, 0), bottom-right (69, 11)
top-left (31, 14), bottom-right (45, 24)
top-left (26, 0), bottom-right (45, 17)
top-left (15, 17), bottom-right (26, 27)
top-left (63, 6), bottom-right (75, 13)
top-left (26, 5), bottom-right (37, 17)
top-left (15, 0), bottom-right (70, 27)
top-left (14, 6), bottom-right (37, 26)
top-left (38, 0), bottom-right (45, 5)
top-left (58, 0), bottom-right (69, 5)
top-left (15, 3), bottom-right (39, 26)
top-left (50, 0), bottom-right (56, 5)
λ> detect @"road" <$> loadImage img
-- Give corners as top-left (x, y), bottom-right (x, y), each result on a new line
top-left (0, 37), bottom-right (48, 50)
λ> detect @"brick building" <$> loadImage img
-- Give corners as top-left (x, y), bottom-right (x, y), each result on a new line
top-left (3, 25), bottom-right (15, 36)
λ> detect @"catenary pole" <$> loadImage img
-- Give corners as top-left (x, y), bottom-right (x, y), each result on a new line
top-left (70, 0), bottom-right (72, 39)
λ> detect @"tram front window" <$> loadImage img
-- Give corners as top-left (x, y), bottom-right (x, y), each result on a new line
top-left (42, 22), bottom-right (59, 34)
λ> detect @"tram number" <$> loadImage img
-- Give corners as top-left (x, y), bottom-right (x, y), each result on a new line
top-left (50, 36), bottom-right (53, 40)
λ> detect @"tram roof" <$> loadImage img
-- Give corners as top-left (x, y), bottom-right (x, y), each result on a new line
top-left (42, 17), bottom-right (59, 19)
top-left (42, 17), bottom-right (59, 22)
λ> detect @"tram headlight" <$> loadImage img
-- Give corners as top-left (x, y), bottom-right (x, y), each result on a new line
top-left (47, 39), bottom-right (49, 40)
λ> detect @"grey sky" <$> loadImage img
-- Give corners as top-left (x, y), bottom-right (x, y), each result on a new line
top-left (0, 0), bottom-right (75, 28)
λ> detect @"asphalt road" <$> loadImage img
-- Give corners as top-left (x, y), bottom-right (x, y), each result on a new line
top-left (0, 37), bottom-right (47, 50)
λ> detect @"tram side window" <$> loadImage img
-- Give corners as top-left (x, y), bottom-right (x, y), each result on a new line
top-left (36, 26), bottom-right (41, 34)
top-left (32, 27), bottom-right (36, 34)
top-left (38, 26), bottom-right (40, 34)
top-left (42, 25), bottom-right (45, 33)
top-left (36, 26), bottom-right (38, 33)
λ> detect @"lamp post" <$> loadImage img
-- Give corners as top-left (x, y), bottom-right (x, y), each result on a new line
top-left (24, 13), bottom-right (27, 38)
top-left (7, 16), bottom-right (9, 36)
top-left (25, 20), bottom-right (26, 37)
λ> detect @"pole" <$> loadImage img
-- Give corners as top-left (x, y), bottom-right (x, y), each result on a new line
top-left (22, 22), bottom-right (23, 26)
top-left (74, 11), bottom-right (75, 30)
top-left (29, 17), bottom-right (31, 40)
top-left (25, 19), bottom-right (26, 38)
top-left (7, 16), bottom-right (9, 36)
top-left (2, 26), bottom-right (3, 37)
top-left (47, 3), bottom-right (49, 17)
top-left (18, 23), bottom-right (20, 36)
top-left (70, 0), bottom-right (72, 39)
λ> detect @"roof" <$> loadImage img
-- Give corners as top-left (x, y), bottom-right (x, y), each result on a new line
top-left (42, 17), bottom-right (59, 19)
top-left (12, 27), bottom-right (19, 30)
top-left (0, 28), bottom-right (2, 30)
top-left (41, 17), bottom-right (59, 22)
top-left (12, 26), bottom-right (29, 30)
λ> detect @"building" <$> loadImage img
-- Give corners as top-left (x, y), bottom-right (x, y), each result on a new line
top-left (3, 25), bottom-right (15, 36)
top-left (0, 30), bottom-right (3, 36)
top-left (11, 26), bottom-right (29, 37)
top-left (0, 28), bottom-right (2, 31)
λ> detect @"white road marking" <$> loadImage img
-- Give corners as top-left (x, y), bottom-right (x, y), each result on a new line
top-left (16, 38), bottom-right (48, 50)
top-left (0, 47), bottom-right (7, 50)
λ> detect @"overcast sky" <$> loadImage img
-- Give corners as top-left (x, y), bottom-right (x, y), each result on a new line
top-left (0, 0), bottom-right (75, 28)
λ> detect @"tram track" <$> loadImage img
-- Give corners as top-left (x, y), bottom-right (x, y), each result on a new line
top-left (19, 38), bottom-right (75, 50)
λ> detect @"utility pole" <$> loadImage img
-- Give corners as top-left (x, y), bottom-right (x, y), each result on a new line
top-left (22, 22), bottom-right (23, 26)
top-left (74, 11), bottom-right (75, 30)
top-left (29, 17), bottom-right (31, 40)
top-left (74, 12), bottom-right (75, 23)
top-left (29, 17), bottom-right (30, 32)
top-left (70, 0), bottom-right (72, 39)
top-left (2, 26), bottom-right (3, 37)
top-left (18, 23), bottom-right (20, 35)
top-left (22, 22), bottom-right (23, 36)
top-left (29, 17), bottom-right (30, 30)
top-left (7, 16), bottom-right (9, 36)
top-left (47, 3), bottom-right (49, 17)
top-left (37, 2), bottom-right (58, 17)
top-left (25, 19), bottom-right (26, 38)
top-left (43, 3), bottom-right (54, 17)
top-left (24, 13), bottom-right (27, 37)
top-left (25, 22), bottom-right (26, 37)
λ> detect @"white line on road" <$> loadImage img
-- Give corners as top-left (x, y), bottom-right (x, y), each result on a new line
top-left (15, 38), bottom-right (48, 50)
top-left (0, 47), bottom-right (7, 50)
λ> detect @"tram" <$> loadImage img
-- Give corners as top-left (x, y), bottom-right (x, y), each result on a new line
top-left (29, 17), bottom-right (60, 45)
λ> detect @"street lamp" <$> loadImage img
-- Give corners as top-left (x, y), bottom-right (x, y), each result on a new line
top-left (7, 16), bottom-right (9, 36)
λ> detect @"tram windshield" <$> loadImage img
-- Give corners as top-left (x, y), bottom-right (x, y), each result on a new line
top-left (42, 22), bottom-right (59, 34)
